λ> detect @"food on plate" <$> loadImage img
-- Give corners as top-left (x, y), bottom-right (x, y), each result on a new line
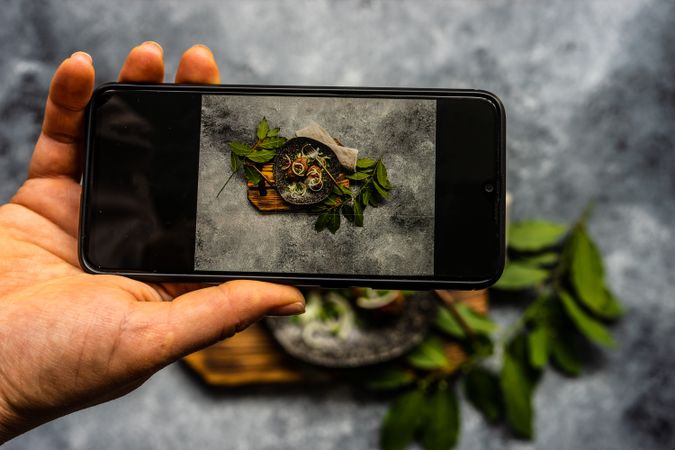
top-left (291, 157), bottom-right (308, 176)
top-left (275, 139), bottom-right (339, 204)
top-left (293, 289), bottom-right (409, 349)
top-left (279, 154), bottom-right (292, 170)
top-left (307, 174), bottom-right (323, 191)
top-left (287, 181), bottom-right (308, 198)
top-left (355, 288), bottom-right (406, 314)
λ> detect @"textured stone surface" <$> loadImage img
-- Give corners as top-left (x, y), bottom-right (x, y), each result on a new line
top-left (1, 0), bottom-right (674, 449)
top-left (195, 95), bottom-right (435, 275)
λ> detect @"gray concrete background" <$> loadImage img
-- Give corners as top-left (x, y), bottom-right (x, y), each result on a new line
top-left (1, 0), bottom-right (674, 449)
top-left (195, 95), bottom-right (435, 275)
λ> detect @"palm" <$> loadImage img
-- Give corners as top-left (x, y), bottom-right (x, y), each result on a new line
top-left (3, 176), bottom-right (87, 289)
top-left (1, 168), bottom-right (168, 427)
top-left (0, 43), bottom-right (303, 442)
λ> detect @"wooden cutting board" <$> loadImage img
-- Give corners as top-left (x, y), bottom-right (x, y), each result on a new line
top-left (246, 163), bottom-right (350, 212)
top-left (183, 290), bottom-right (488, 387)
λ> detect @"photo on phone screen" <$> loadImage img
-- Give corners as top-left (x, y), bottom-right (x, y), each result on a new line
top-left (195, 95), bottom-right (436, 276)
top-left (81, 85), bottom-right (504, 288)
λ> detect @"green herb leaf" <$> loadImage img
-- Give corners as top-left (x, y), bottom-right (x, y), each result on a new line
top-left (467, 334), bottom-right (496, 360)
top-left (315, 211), bottom-right (331, 232)
top-left (246, 149), bottom-right (277, 163)
top-left (421, 383), bottom-right (460, 450)
top-left (559, 290), bottom-right (616, 348)
top-left (230, 152), bottom-right (241, 172)
top-left (508, 220), bottom-right (567, 252)
top-left (260, 136), bottom-right (287, 149)
top-left (323, 195), bottom-right (341, 207)
top-left (361, 187), bottom-right (372, 207)
top-left (373, 180), bottom-right (390, 200)
top-left (365, 368), bottom-right (416, 391)
top-left (256, 117), bottom-right (269, 140)
top-left (457, 304), bottom-right (498, 335)
top-left (243, 165), bottom-right (261, 185)
top-left (376, 160), bottom-right (391, 189)
top-left (332, 184), bottom-right (352, 197)
top-left (493, 262), bottom-right (549, 290)
top-left (501, 335), bottom-right (538, 439)
top-left (228, 142), bottom-right (252, 157)
top-left (380, 389), bottom-right (427, 450)
top-left (465, 367), bottom-right (502, 423)
top-left (435, 307), bottom-right (464, 338)
top-left (327, 208), bottom-right (341, 234)
top-left (599, 287), bottom-right (624, 320)
top-left (569, 225), bottom-right (622, 319)
top-left (548, 332), bottom-right (582, 376)
top-left (268, 127), bottom-right (280, 137)
top-left (353, 198), bottom-right (364, 227)
top-left (435, 304), bottom-right (497, 339)
top-left (346, 171), bottom-right (370, 181)
top-left (518, 252), bottom-right (558, 267)
top-left (406, 335), bottom-right (450, 370)
top-left (342, 204), bottom-right (355, 223)
top-left (357, 158), bottom-right (377, 169)
top-left (527, 326), bottom-right (550, 369)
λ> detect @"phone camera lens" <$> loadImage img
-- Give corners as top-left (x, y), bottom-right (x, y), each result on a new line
top-left (484, 183), bottom-right (494, 193)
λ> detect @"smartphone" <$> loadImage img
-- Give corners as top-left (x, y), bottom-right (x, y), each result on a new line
top-left (80, 83), bottom-right (505, 289)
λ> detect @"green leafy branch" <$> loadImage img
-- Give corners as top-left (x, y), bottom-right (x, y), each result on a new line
top-left (216, 117), bottom-right (287, 197)
top-left (491, 208), bottom-right (623, 439)
top-left (314, 157), bottom-right (392, 233)
top-left (359, 206), bottom-right (624, 450)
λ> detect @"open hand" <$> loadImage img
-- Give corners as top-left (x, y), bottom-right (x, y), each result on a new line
top-left (0, 42), bottom-right (304, 443)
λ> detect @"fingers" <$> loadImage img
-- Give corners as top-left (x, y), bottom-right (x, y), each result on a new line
top-left (118, 41), bottom-right (165, 83)
top-left (132, 281), bottom-right (304, 366)
top-left (28, 42), bottom-right (213, 181)
top-left (175, 45), bottom-right (220, 84)
top-left (29, 41), bottom-right (165, 181)
top-left (28, 52), bottom-right (95, 180)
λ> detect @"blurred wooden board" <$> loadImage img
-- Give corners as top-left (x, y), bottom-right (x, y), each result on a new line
top-left (246, 163), bottom-right (350, 212)
top-left (183, 290), bottom-right (488, 387)
top-left (183, 323), bottom-right (321, 385)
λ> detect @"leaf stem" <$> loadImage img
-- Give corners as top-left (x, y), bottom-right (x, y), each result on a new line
top-left (434, 290), bottom-right (476, 340)
top-left (246, 163), bottom-right (275, 186)
top-left (353, 157), bottom-right (382, 199)
top-left (578, 200), bottom-right (595, 226)
top-left (315, 155), bottom-right (343, 190)
top-left (216, 169), bottom-right (237, 198)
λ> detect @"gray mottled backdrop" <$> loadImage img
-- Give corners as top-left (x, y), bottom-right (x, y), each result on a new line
top-left (1, 0), bottom-right (674, 449)
top-left (195, 95), bottom-right (435, 275)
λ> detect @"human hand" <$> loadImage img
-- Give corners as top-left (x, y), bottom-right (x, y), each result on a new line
top-left (0, 42), bottom-right (305, 443)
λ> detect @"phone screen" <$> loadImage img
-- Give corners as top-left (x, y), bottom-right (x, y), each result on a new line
top-left (83, 86), bottom-right (504, 286)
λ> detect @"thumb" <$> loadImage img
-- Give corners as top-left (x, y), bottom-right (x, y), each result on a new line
top-left (130, 280), bottom-right (304, 368)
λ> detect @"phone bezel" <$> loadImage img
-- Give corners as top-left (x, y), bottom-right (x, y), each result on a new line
top-left (80, 83), bottom-right (506, 289)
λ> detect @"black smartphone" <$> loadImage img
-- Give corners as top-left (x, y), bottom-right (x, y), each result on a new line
top-left (80, 83), bottom-right (505, 289)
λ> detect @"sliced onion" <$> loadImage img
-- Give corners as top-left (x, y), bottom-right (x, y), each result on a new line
top-left (356, 289), bottom-right (403, 309)
top-left (308, 176), bottom-right (323, 191)
top-left (289, 182), bottom-right (307, 197)
top-left (292, 161), bottom-right (306, 176)
top-left (279, 154), bottom-right (292, 170)
top-left (307, 165), bottom-right (322, 178)
top-left (292, 157), bottom-right (308, 175)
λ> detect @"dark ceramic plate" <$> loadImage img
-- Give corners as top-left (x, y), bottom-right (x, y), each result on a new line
top-left (273, 137), bottom-right (341, 206)
top-left (265, 292), bottom-right (438, 368)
